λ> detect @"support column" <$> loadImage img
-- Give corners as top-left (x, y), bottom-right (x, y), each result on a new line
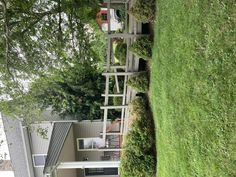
top-left (57, 161), bottom-right (120, 169)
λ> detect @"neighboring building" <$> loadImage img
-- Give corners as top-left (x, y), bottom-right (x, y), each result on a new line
top-left (0, 160), bottom-right (13, 171)
top-left (2, 115), bottom-right (55, 177)
top-left (0, 114), bottom-right (13, 171)
top-left (96, 8), bottom-right (123, 32)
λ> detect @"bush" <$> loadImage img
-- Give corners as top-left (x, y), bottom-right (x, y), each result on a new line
top-left (127, 72), bottom-right (149, 93)
top-left (129, 36), bottom-right (153, 60)
top-left (120, 97), bottom-right (156, 177)
top-left (114, 42), bottom-right (127, 65)
top-left (113, 96), bottom-right (123, 106)
top-left (129, 0), bottom-right (156, 23)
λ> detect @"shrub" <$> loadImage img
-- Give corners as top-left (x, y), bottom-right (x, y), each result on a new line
top-left (114, 42), bottom-right (127, 65)
top-left (129, 36), bottom-right (153, 60)
top-left (129, 0), bottom-right (156, 23)
top-left (120, 97), bottom-right (156, 177)
top-left (113, 96), bottom-right (123, 106)
top-left (127, 72), bottom-right (149, 93)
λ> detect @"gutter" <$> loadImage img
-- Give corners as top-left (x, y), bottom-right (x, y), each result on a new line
top-left (19, 121), bottom-right (35, 177)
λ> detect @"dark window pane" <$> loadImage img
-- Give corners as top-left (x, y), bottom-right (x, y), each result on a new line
top-left (101, 14), bottom-right (108, 21)
top-left (85, 168), bottom-right (118, 176)
top-left (79, 140), bottom-right (84, 149)
top-left (33, 155), bottom-right (46, 166)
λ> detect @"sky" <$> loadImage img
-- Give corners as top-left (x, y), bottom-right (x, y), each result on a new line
top-left (0, 114), bottom-right (15, 177)
top-left (0, 171), bottom-right (15, 177)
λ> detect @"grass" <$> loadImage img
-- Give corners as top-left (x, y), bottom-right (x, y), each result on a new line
top-left (150, 0), bottom-right (236, 177)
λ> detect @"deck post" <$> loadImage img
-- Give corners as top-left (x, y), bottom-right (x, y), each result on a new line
top-left (101, 94), bottom-right (124, 97)
top-left (102, 72), bottom-right (136, 76)
top-left (101, 105), bottom-right (128, 109)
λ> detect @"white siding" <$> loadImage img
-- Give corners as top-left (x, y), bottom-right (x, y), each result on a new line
top-left (30, 122), bottom-right (53, 154)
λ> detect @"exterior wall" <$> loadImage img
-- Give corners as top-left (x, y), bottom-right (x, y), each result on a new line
top-left (57, 169), bottom-right (77, 177)
top-left (57, 126), bottom-right (77, 177)
top-left (73, 121), bottom-right (119, 177)
top-left (73, 121), bottom-right (105, 138)
top-left (29, 122), bottom-right (54, 177)
top-left (73, 121), bottom-right (120, 162)
top-left (73, 121), bottom-right (106, 162)
top-left (34, 167), bottom-right (44, 177)
top-left (30, 122), bottom-right (53, 154)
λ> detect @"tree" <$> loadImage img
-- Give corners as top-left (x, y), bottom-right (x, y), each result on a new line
top-left (0, 0), bottom-right (102, 95)
top-left (29, 63), bottom-right (105, 120)
top-left (0, 0), bottom-right (108, 122)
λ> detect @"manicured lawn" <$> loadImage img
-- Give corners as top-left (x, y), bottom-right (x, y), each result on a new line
top-left (150, 1), bottom-right (236, 177)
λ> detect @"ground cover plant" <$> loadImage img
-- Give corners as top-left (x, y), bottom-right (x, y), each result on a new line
top-left (150, 0), bottom-right (236, 177)
top-left (120, 97), bottom-right (156, 177)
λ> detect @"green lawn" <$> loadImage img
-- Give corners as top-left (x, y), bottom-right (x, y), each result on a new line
top-left (150, 1), bottom-right (236, 177)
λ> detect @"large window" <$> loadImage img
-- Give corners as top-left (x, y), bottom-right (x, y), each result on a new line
top-left (85, 168), bottom-right (118, 176)
top-left (32, 154), bottom-right (47, 167)
top-left (77, 138), bottom-right (105, 151)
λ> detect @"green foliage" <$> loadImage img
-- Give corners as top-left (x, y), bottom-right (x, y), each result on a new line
top-left (90, 21), bottom-right (107, 64)
top-left (36, 126), bottom-right (49, 140)
top-left (0, 0), bottom-right (106, 122)
top-left (114, 41), bottom-right (127, 65)
top-left (0, 0), bottom-right (102, 95)
top-left (120, 97), bottom-right (156, 177)
top-left (0, 94), bottom-right (43, 125)
top-left (29, 64), bottom-right (104, 120)
top-left (114, 5), bottom-right (126, 23)
top-left (127, 72), bottom-right (149, 93)
top-left (129, 36), bottom-right (153, 60)
top-left (113, 97), bottom-right (123, 106)
top-left (129, 0), bottom-right (156, 23)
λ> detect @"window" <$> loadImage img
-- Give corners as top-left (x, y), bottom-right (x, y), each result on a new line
top-left (77, 138), bottom-right (105, 150)
top-left (32, 154), bottom-right (47, 167)
top-left (101, 13), bottom-right (108, 21)
top-left (85, 168), bottom-right (118, 176)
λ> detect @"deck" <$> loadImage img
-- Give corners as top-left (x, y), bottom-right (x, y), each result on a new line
top-left (101, 0), bottom-right (143, 147)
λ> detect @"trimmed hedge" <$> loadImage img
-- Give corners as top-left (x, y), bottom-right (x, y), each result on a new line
top-left (129, 0), bottom-right (156, 23)
top-left (129, 36), bottom-right (153, 60)
top-left (120, 97), bottom-right (156, 177)
top-left (127, 72), bottom-right (149, 93)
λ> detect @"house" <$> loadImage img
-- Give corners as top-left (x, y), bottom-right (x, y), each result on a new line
top-left (2, 114), bottom-right (121, 177)
top-left (43, 120), bottom-right (121, 177)
top-left (2, 115), bottom-right (54, 177)
top-left (96, 8), bottom-right (123, 32)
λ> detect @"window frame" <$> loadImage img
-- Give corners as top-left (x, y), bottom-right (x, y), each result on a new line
top-left (32, 154), bottom-right (47, 167)
top-left (76, 138), bottom-right (104, 151)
